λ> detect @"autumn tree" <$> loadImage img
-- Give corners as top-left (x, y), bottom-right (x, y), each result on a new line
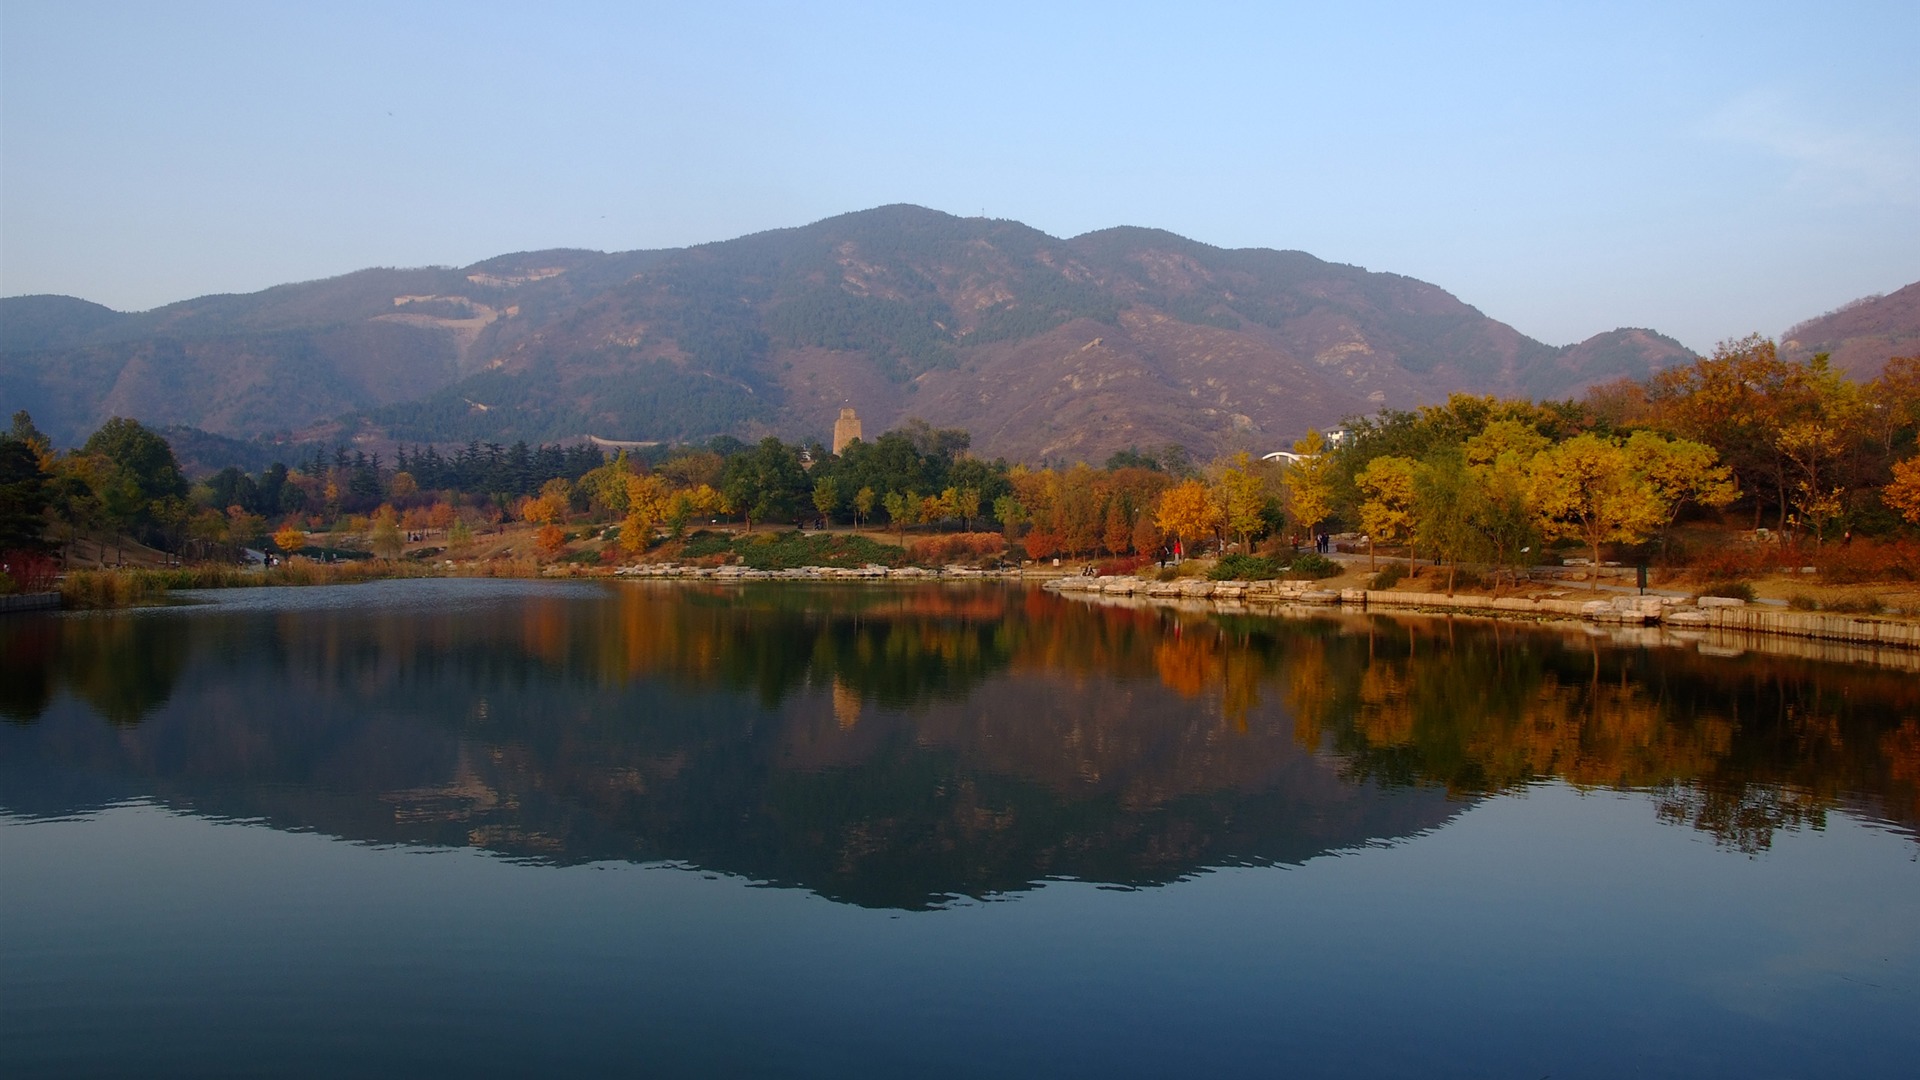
top-left (1103, 501), bottom-right (1133, 556)
top-left (1355, 455), bottom-right (1417, 570)
top-left (539, 477), bottom-right (575, 513)
top-left (1865, 357), bottom-right (1920, 461)
top-left (1131, 509), bottom-right (1164, 559)
top-left (1623, 430), bottom-right (1738, 550)
top-left (1464, 418), bottom-right (1549, 469)
top-left (1213, 452), bottom-right (1268, 554)
top-left (882, 490), bottom-right (913, 537)
top-left (955, 487), bottom-right (982, 532)
top-left (273, 522), bottom-right (306, 554)
top-left (660, 449), bottom-right (724, 490)
top-left (993, 494), bottom-right (1027, 544)
top-left (1648, 336), bottom-right (1835, 529)
top-left (1775, 420), bottom-right (1849, 541)
top-left (1283, 431), bottom-right (1334, 540)
top-left (521, 494), bottom-right (562, 526)
top-left (1460, 421), bottom-right (1545, 578)
top-left (925, 487), bottom-right (960, 528)
top-left (1529, 434), bottom-right (1664, 569)
top-left (1885, 455), bottom-right (1920, 525)
top-left (226, 505), bottom-right (267, 549)
top-left (370, 505), bottom-right (404, 559)
top-left (620, 475), bottom-right (673, 556)
top-left (578, 451), bottom-right (638, 516)
top-left (1155, 479), bottom-right (1221, 557)
top-left (1056, 464), bottom-right (1101, 555)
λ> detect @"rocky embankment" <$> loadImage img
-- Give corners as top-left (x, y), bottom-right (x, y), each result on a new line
top-left (1043, 575), bottom-right (1920, 651)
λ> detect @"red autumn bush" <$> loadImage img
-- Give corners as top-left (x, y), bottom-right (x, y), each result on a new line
top-left (908, 532), bottom-right (1008, 564)
top-left (1817, 537), bottom-right (1920, 583)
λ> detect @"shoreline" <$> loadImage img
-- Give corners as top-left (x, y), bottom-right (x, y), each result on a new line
top-left (35, 559), bottom-right (1920, 662)
top-left (1042, 574), bottom-right (1920, 656)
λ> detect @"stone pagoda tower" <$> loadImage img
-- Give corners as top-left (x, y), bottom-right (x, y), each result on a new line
top-left (831, 407), bottom-right (863, 454)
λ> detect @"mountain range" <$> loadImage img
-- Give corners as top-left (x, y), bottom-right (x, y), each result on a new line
top-left (1779, 281), bottom-right (1920, 380)
top-left (6, 204), bottom-right (1900, 463)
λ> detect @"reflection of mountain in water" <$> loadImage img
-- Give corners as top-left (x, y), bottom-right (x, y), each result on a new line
top-left (2, 580), bottom-right (1916, 907)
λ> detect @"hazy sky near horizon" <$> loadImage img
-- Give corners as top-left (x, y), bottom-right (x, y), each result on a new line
top-left (2, 1), bottom-right (1915, 352)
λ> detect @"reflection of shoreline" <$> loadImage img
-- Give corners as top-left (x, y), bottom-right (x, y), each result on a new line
top-left (1058, 589), bottom-right (1920, 674)
top-left (3, 579), bottom-right (1916, 904)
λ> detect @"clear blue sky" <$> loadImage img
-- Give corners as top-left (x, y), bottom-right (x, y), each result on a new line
top-left (3, 1), bottom-right (1915, 352)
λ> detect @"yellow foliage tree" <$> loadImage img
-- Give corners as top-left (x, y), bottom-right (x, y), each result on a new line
top-left (955, 487), bottom-right (982, 532)
top-left (370, 505), bottom-right (403, 559)
top-left (623, 474), bottom-right (672, 529)
top-left (1623, 430), bottom-right (1739, 544)
top-left (578, 451), bottom-right (637, 515)
top-left (1464, 419), bottom-right (1548, 468)
top-left (1774, 420), bottom-right (1848, 541)
top-left (1529, 434), bottom-right (1664, 569)
top-left (1213, 452), bottom-right (1267, 554)
top-left (1155, 479), bottom-right (1221, 556)
top-left (1283, 430), bottom-right (1334, 539)
top-left (273, 522), bottom-right (306, 554)
top-left (1355, 455), bottom-right (1417, 569)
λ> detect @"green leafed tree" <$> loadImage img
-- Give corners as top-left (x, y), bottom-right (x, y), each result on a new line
top-left (1413, 450), bottom-right (1487, 594)
top-left (0, 433), bottom-right (54, 554)
top-left (811, 475), bottom-right (840, 527)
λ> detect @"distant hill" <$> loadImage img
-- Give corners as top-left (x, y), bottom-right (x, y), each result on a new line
top-left (3, 205), bottom-right (1702, 461)
top-left (1780, 281), bottom-right (1920, 380)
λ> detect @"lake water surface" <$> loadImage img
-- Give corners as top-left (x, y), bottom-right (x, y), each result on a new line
top-left (3, 579), bottom-right (1916, 1077)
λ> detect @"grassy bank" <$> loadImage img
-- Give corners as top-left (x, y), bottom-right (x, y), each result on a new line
top-left (675, 530), bottom-right (913, 570)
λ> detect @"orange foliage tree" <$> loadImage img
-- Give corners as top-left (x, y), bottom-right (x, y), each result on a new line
top-left (1155, 479), bottom-right (1221, 555)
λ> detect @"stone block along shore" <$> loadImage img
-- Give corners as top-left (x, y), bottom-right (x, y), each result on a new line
top-left (1042, 575), bottom-right (1920, 653)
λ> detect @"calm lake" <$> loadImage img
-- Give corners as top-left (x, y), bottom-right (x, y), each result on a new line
top-left (3, 579), bottom-right (1916, 1078)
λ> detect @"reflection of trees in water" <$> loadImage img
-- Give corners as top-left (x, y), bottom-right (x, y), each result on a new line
top-left (1887, 721), bottom-right (1920, 824)
top-left (1255, 612), bottom-right (1920, 850)
top-left (0, 585), bottom-right (1454, 907)
top-left (0, 613), bottom-right (188, 725)
top-left (1653, 782), bottom-right (1827, 855)
top-left (5, 584), bottom-right (1917, 902)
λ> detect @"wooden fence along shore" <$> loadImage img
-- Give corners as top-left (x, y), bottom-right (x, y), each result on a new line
top-left (1042, 575), bottom-right (1920, 654)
